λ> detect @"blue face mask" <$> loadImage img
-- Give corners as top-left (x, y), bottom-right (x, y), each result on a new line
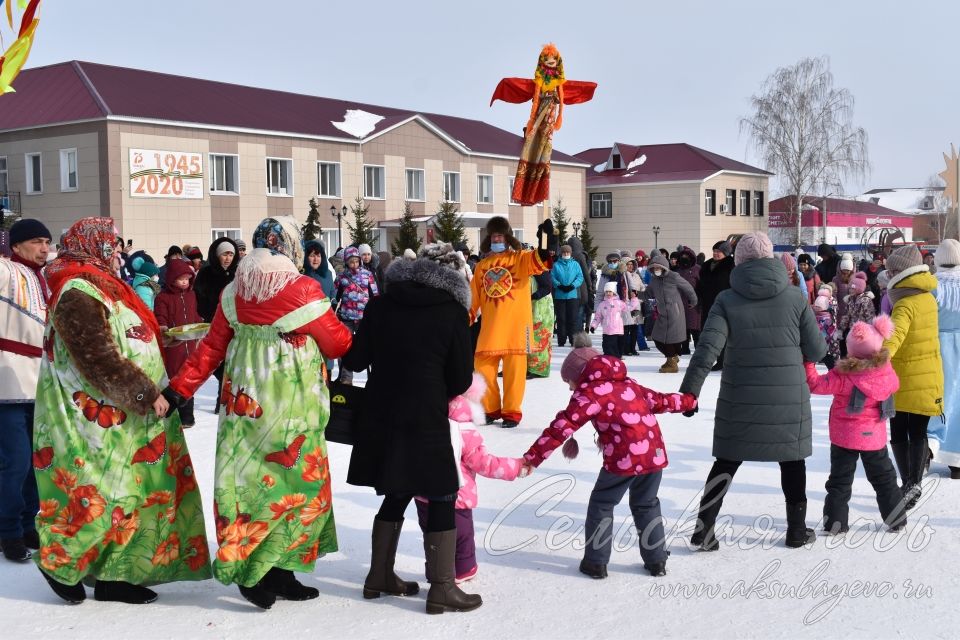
top-left (607, 262), bottom-right (618, 270)
top-left (491, 242), bottom-right (506, 253)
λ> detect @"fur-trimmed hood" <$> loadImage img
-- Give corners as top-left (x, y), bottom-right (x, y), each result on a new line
top-left (384, 257), bottom-right (471, 309)
top-left (835, 348), bottom-right (899, 400)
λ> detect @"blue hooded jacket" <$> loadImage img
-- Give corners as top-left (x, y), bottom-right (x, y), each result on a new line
top-left (303, 239), bottom-right (335, 301)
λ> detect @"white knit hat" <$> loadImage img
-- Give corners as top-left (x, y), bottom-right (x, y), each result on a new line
top-left (935, 239), bottom-right (960, 268)
top-left (839, 253), bottom-right (854, 272)
top-left (604, 281), bottom-right (618, 294)
top-left (358, 243), bottom-right (373, 256)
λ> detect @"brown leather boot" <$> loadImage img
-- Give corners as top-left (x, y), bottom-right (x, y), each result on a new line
top-left (424, 530), bottom-right (482, 614)
top-left (363, 518), bottom-right (420, 599)
top-left (662, 356), bottom-right (680, 373)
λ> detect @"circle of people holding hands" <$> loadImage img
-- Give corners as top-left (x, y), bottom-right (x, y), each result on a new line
top-left (0, 212), bottom-right (957, 614)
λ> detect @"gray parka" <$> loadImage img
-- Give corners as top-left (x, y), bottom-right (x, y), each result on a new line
top-left (646, 255), bottom-right (697, 344)
top-left (679, 258), bottom-right (826, 462)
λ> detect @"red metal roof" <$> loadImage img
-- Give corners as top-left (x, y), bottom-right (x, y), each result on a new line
top-left (0, 61), bottom-right (585, 164)
top-left (575, 142), bottom-right (771, 186)
top-left (769, 196), bottom-right (906, 217)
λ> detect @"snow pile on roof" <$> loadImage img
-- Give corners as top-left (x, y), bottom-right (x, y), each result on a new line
top-left (331, 109), bottom-right (385, 138)
top-left (627, 154), bottom-right (647, 169)
top-left (593, 162), bottom-right (607, 173)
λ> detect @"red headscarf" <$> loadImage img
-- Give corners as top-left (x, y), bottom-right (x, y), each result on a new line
top-left (46, 217), bottom-right (162, 345)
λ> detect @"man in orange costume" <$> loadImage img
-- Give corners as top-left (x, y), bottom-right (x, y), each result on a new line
top-left (471, 216), bottom-right (556, 428)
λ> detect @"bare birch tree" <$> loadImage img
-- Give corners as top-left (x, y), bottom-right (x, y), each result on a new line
top-left (924, 175), bottom-right (950, 243)
top-left (741, 56), bottom-right (869, 245)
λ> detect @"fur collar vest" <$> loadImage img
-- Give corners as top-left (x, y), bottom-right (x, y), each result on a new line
top-left (385, 258), bottom-right (471, 309)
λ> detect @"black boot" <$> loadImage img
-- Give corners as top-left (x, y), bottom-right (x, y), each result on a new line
top-left (39, 567), bottom-right (86, 604)
top-left (950, 466), bottom-right (960, 480)
top-left (784, 502), bottom-right (816, 548)
top-left (265, 568), bottom-right (319, 601)
top-left (93, 580), bottom-right (158, 604)
top-left (690, 477), bottom-right (731, 552)
top-left (362, 518), bottom-right (420, 599)
top-left (898, 440), bottom-right (929, 510)
top-left (890, 441), bottom-right (910, 487)
top-left (643, 560), bottom-right (667, 577)
top-left (238, 578), bottom-right (277, 610)
top-left (578, 559), bottom-right (608, 579)
top-left (22, 529), bottom-right (40, 550)
top-left (424, 530), bottom-right (482, 614)
top-left (1, 537), bottom-right (31, 562)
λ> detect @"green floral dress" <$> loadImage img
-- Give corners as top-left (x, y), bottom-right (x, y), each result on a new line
top-left (527, 277), bottom-right (555, 377)
top-left (33, 278), bottom-right (211, 585)
top-left (211, 283), bottom-right (336, 587)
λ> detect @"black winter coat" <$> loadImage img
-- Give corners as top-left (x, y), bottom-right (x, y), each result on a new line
top-left (194, 237), bottom-right (239, 322)
top-left (696, 256), bottom-right (735, 325)
top-left (345, 258), bottom-right (473, 496)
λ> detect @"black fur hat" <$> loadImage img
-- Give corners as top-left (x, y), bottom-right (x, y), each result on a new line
top-left (480, 216), bottom-right (522, 253)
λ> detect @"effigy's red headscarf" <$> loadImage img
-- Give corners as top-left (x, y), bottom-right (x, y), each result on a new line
top-left (46, 217), bottom-right (162, 343)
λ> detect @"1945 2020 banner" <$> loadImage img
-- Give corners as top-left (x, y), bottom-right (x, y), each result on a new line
top-left (129, 149), bottom-right (204, 199)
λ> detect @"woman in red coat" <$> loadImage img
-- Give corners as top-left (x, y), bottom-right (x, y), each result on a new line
top-left (154, 259), bottom-right (203, 426)
top-left (162, 216), bottom-right (352, 609)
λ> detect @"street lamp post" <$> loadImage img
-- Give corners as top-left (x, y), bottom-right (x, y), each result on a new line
top-left (572, 221), bottom-right (581, 238)
top-left (652, 225), bottom-right (660, 251)
top-left (330, 204), bottom-right (348, 250)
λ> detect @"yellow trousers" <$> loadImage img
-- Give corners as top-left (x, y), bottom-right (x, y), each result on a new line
top-left (474, 353), bottom-right (527, 423)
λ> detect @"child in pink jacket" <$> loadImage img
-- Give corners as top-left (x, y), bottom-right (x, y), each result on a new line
top-left (416, 374), bottom-right (529, 583)
top-left (805, 315), bottom-right (906, 533)
top-left (592, 281), bottom-right (627, 358)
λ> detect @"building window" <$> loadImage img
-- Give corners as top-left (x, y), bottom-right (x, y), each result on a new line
top-left (266, 158), bottom-right (292, 196)
top-left (0, 156), bottom-right (7, 194)
top-left (59, 149), bottom-right (78, 192)
top-left (724, 189), bottom-right (736, 215)
top-left (442, 171), bottom-right (460, 203)
top-left (210, 154), bottom-right (239, 194)
top-left (739, 190), bottom-right (750, 216)
top-left (704, 189), bottom-right (716, 215)
top-left (405, 168), bottom-right (424, 201)
top-left (25, 153), bottom-right (42, 194)
top-left (211, 228), bottom-right (242, 242)
top-left (508, 177), bottom-right (519, 205)
top-left (611, 153), bottom-right (622, 169)
top-left (364, 165), bottom-right (385, 199)
top-left (477, 174), bottom-right (493, 204)
top-left (513, 228), bottom-right (524, 244)
top-left (317, 162), bottom-right (340, 198)
top-left (753, 190), bottom-right (764, 216)
top-left (590, 192), bottom-right (612, 218)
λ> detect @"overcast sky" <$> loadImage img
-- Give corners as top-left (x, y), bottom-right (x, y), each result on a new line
top-left (20, 0), bottom-right (959, 195)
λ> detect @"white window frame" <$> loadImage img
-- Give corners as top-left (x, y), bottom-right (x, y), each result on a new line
top-left (363, 165), bottom-right (385, 200)
top-left (589, 192), bottom-right (612, 218)
top-left (477, 174), bottom-right (494, 204)
top-left (508, 177), bottom-right (519, 206)
top-left (725, 189), bottom-right (736, 215)
top-left (753, 190), bottom-right (764, 217)
top-left (513, 228), bottom-right (525, 244)
top-left (442, 171), bottom-right (460, 203)
top-left (739, 190), bottom-right (750, 216)
top-left (266, 157), bottom-right (293, 197)
top-left (704, 189), bottom-right (715, 215)
top-left (320, 229), bottom-right (340, 253)
top-left (405, 168), bottom-right (425, 202)
top-left (317, 161), bottom-right (341, 198)
top-left (209, 153), bottom-right (239, 195)
top-left (59, 148), bottom-right (78, 192)
top-left (25, 152), bottom-right (42, 195)
top-left (0, 156), bottom-right (8, 194)
top-left (211, 228), bottom-right (243, 242)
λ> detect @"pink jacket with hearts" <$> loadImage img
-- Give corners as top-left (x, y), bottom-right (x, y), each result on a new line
top-left (523, 355), bottom-right (698, 476)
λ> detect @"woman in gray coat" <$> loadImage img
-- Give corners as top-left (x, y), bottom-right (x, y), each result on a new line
top-left (679, 232), bottom-right (826, 550)
top-left (646, 254), bottom-right (697, 373)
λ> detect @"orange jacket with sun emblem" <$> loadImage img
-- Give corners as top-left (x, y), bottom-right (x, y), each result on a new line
top-left (471, 249), bottom-right (548, 356)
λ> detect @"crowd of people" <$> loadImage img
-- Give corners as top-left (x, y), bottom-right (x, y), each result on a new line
top-left (0, 213), bottom-right (958, 615)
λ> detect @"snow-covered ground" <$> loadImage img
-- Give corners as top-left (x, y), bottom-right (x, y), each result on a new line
top-left (2, 340), bottom-right (958, 639)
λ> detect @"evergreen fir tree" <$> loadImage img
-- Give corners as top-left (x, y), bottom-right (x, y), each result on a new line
top-left (391, 202), bottom-right (422, 256)
top-left (579, 217), bottom-right (599, 262)
top-left (551, 196), bottom-right (569, 243)
top-left (346, 196), bottom-right (377, 246)
top-left (302, 197), bottom-right (323, 242)
top-left (433, 200), bottom-right (467, 249)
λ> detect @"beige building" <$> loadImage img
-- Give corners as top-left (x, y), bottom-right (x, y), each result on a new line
top-left (0, 61), bottom-right (587, 259)
top-left (574, 143), bottom-right (771, 256)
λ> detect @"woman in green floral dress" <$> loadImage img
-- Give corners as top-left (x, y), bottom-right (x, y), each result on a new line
top-left (34, 217), bottom-right (211, 605)
top-left (164, 216), bottom-right (353, 609)
top-left (527, 272), bottom-right (555, 377)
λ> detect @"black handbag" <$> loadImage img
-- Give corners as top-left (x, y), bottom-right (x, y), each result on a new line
top-left (325, 381), bottom-right (363, 445)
